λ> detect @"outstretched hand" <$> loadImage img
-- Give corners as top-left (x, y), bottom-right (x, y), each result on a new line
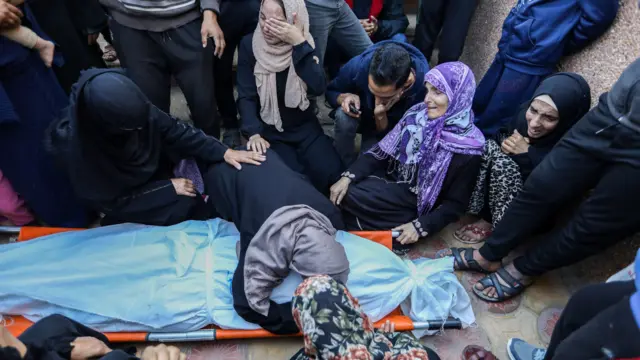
top-left (223, 149), bottom-right (266, 170)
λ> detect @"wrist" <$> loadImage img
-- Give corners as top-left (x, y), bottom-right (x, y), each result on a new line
top-left (249, 134), bottom-right (261, 140)
top-left (203, 10), bottom-right (217, 21)
top-left (291, 33), bottom-right (305, 46)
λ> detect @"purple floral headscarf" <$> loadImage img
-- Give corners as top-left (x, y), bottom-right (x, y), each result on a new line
top-left (368, 62), bottom-right (485, 215)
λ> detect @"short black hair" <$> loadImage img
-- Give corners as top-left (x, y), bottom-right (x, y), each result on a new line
top-left (368, 43), bottom-right (412, 88)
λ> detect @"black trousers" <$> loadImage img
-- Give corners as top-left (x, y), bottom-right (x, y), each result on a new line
top-left (413, 0), bottom-right (477, 64)
top-left (215, 0), bottom-right (260, 129)
top-left (110, 19), bottom-right (220, 137)
top-left (478, 114), bottom-right (640, 276)
top-left (544, 281), bottom-right (640, 360)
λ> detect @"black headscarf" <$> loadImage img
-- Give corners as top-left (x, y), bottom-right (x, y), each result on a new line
top-left (509, 72), bottom-right (591, 164)
top-left (47, 69), bottom-right (164, 203)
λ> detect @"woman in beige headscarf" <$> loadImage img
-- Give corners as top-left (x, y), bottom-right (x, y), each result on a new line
top-left (235, 0), bottom-right (344, 195)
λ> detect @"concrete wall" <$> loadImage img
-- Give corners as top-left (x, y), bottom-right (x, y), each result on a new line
top-left (459, 0), bottom-right (640, 104)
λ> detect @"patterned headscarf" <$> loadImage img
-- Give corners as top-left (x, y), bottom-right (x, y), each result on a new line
top-left (368, 62), bottom-right (485, 215)
top-left (252, 0), bottom-right (315, 132)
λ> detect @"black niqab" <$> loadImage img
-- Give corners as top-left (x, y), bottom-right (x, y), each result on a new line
top-left (510, 72), bottom-right (591, 163)
top-left (47, 69), bottom-right (163, 203)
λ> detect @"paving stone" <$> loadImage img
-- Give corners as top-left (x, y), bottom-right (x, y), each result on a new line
top-left (536, 307), bottom-right (563, 346)
top-left (522, 275), bottom-right (570, 314)
top-left (186, 342), bottom-right (246, 360)
top-left (245, 338), bottom-right (302, 360)
top-left (407, 236), bottom-right (449, 260)
top-left (476, 307), bottom-right (541, 360)
top-left (421, 326), bottom-right (491, 360)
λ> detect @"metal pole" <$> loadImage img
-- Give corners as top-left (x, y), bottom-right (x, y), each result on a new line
top-left (147, 329), bottom-right (217, 342)
top-left (0, 226), bottom-right (20, 234)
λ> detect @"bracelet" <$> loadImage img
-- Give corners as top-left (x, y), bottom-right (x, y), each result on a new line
top-left (341, 171), bottom-right (356, 180)
top-left (412, 219), bottom-right (428, 238)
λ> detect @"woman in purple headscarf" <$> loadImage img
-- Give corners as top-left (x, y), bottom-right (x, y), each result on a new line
top-left (329, 62), bottom-right (485, 253)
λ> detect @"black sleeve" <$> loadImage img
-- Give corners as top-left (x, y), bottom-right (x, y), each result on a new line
top-left (510, 146), bottom-right (546, 180)
top-left (342, 153), bottom-right (387, 183)
top-left (375, 0), bottom-right (409, 40)
top-left (236, 35), bottom-right (264, 138)
top-left (292, 40), bottom-right (326, 96)
top-left (414, 155), bottom-right (481, 236)
top-left (156, 114), bottom-right (228, 163)
top-left (100, 180), bottom-right (203, 226)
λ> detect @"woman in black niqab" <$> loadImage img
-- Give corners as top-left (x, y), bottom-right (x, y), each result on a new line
top-left (48, 69), bottom-right (265, 226)
top-left (454, 72), bottom-right (591, 244)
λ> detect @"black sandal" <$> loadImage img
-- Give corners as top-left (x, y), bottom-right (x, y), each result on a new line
top-left (473, 268), bottom-right (528, 303)
top-left (450, 247), bottom-right (491, 274)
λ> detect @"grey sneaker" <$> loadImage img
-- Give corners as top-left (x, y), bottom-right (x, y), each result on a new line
top-left (507, 338), bottom-right (547, 360)
top-left (222, 128), bottom-right (242, 149)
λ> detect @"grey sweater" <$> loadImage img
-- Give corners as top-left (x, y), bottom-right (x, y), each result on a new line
top-left (101, 0), bottom-right (221, 32)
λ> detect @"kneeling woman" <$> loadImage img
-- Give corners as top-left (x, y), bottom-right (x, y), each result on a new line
top-left (47, 69), bottom-right (265, 226)
top-left (454, 73), bottom-right (591, 244)
top-left (330, 62), bottom-right (484, 249)
top-left (236, 0), bottom-right (343, 194)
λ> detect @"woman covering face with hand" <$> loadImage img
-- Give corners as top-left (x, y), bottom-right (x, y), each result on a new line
top-left (47, 69), bottom-right (265, 227)
top-left (454, 73), bottom-right (591, 244)
top-left (236, 0), bottom-right (344, 194)
top-left (330, 62), bottom-right (485, 253)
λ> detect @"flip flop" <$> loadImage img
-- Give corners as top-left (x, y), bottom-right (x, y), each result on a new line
top-left (450, 247), bottom-right (491, 274)
top-left (454, 223), bottom-right (492, 244)
top-left (461, 345), bottom-right (498, 360)
top-left (473, 268), bottom-right (529, 303)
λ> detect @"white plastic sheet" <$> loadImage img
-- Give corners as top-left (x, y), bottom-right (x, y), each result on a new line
top-left (0, 219), bottom-right (474, 334)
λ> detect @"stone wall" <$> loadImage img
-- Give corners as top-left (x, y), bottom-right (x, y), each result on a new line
top-left (459, 0), bottom-right (640, 104)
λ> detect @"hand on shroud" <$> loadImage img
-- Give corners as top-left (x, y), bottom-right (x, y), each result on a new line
top-left (223, 149), bottom-right (266, 170)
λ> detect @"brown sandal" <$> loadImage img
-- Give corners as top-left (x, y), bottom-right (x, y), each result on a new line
top-left (462, 345), bottom-right (499, 360)
top-left (454, 222), bottom-right (492, 244)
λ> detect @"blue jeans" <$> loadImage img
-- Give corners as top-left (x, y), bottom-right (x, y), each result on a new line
top-left (305, 0), bottom-right (372, 66)
top-left (333, 108), bottom-right (379, 166)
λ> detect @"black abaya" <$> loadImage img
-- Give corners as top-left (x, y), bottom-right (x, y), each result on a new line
top-left (47, 69), bottom-right (229, 226)
top-left (204, 149), bottom-right (344, 335)
top-left (341, 153), bottom-right (481, 234)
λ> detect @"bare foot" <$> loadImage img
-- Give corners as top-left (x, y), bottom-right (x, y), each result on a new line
top-left (474, 263), bottom-right (532, 300)
top-left (454, 219), bottom-right (492, 244)
top-left (438, 248), bottom-right (501, 272)
top-left (34, 38), bottom-right (55, 68)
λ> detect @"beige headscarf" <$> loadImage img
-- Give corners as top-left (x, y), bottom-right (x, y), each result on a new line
top-left (252, 0), bottom-right (315, 132)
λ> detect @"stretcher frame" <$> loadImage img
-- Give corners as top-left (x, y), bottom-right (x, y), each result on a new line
top-left (0, 226), bottom-right (462, 342)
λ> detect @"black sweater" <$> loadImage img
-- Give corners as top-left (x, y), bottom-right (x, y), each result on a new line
top-left (236, 34), bottom-right (325, 138)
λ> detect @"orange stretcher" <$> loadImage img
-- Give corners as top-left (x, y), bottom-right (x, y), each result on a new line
top-left (0, 226), bottom-right (462, 342)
